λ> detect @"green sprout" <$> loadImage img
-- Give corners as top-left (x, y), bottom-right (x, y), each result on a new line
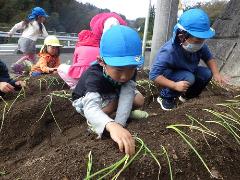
top-left (7, 87), bottom-right (26, 114)
top-left (161, 145), bottom-right (173, 180)
top-left (84, 136), bottom-right (161, 180)
top-left (136, 79), bottom-right (158, 102)
top-left (37, 94), bottom-right (62, 132)
top-left (0, 96), bottom-right (8, 133)
top-left (204, 108), bottom-right (240, 144)
top-left (167, 124), bottom-right (216, 178)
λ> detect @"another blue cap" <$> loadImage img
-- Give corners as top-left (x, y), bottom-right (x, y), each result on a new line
top-left (178, 8), bottom-right (215, 39)
top-left (28, 7), bottom-right (49, 20)
top-left (100, 25), bottom-right (144, 67)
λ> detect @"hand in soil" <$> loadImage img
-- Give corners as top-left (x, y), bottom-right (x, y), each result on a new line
top-left (213, 73), bottom-right (230, 85)
top-left (15, 80), bottom-right (26, 87)
top-left (0, 82), bottom-right (15, 93)
top-left (106, 122), bottom-right (135, 156)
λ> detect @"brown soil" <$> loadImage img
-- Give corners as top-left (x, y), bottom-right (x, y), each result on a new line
top-left (1, 72), bottom-right (240, 180)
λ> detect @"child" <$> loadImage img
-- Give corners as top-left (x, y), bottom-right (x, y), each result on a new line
top-left (8, 7), bottom-right (49, 76)
top-left (57, 12), bottom-right (127, 89)
top-left (0, 60), bottom-right (26, 97)
top-left (30, 35), bottom-right (62, 77)
top-left (72, 25), bottom-right (148, 155)
top-left (149, 8), bottom-right (228, 110)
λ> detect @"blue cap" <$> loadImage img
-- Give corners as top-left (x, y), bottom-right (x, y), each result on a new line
top-left (28, 7), bottom-right (49, 20)
top-left (178, 8), bottom-right (215, 39)
top-left (100, 25), bottom-right (144, 67)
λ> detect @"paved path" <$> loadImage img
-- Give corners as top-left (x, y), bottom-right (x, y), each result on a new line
top-left (1, 52), bottom-right (151, 69)
top-left (1, 53), bottom-right (73, 68)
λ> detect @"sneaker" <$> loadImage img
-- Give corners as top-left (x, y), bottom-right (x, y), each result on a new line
top-left (157, 97), bottom-right (176, 111)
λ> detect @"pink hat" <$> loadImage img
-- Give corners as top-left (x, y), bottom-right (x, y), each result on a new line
top-left (75, 12), bottom-right (127, 47)
top-left (90, 12), bottom-right (127, 40)
top-left (75, 30), bottom-right (99, 47)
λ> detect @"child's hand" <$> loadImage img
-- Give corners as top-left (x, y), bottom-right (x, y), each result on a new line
top-left (49, 68), bottom-right (58, 72)
top-left (0, 82), bottom-right (15, 93)
top-left (174, 81), bottom-right (190, 92)
top-left (15, 81), bottom-right (26, 87)
top-left (8, 32), bottom-right (13, 37)
top-left (105, 122), bottom-right (135, 156)
top-left (213, 73), bottom-right (230, 85)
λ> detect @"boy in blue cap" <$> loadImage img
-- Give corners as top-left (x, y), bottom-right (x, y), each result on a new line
top-left (149, 8), bottom-right (227, 110)
top-left (72, 25), bottom-right (148, 155)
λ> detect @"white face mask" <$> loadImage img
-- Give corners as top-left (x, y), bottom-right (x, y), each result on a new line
top-left (182, 41), bottom-right (205, 53)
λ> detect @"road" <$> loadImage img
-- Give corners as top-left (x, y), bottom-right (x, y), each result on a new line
top-left (0, 44), bottom-right (151, 69)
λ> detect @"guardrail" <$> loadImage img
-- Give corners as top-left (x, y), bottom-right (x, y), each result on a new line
top-left (0, 31), bottom-right (78, 54)
top-left (0, 31), bottom-right (78, 45)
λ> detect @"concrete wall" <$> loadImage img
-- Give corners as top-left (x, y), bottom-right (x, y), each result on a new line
top-left (207, 0), bottom-right (240, 85)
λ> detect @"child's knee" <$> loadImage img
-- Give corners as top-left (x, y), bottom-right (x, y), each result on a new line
top-left (133, 92), bottom-right (145, 108)
top-left (102, 100), bottom-right (118, 115)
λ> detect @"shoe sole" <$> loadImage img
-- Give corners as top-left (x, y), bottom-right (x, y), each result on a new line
top-left (157, 97), bottom-right (172, 111)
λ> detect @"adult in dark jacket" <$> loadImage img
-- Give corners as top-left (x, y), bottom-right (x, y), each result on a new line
top-left (0, 60), bottom-right (25, 97)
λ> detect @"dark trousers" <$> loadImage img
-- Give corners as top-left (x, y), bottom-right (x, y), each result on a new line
top-left (160, 66), bottom-right (212, 99)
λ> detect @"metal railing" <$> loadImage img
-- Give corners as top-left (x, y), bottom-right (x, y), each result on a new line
top-left (0, 31), bottom-right (78, 53)
top-left (0, 31), bottom-right (78, 42)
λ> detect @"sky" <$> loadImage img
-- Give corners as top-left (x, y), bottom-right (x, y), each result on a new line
top-left (77, 0), bottom-right (217, 20)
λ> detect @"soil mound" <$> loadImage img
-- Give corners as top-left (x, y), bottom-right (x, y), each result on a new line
top-left (1, 73), bottom-right (240, 179)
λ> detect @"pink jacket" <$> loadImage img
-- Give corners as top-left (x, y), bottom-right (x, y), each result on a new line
top-left (75, 12), bottom-right (127, 47)
top-left (67, 46), bottom-right (99, 78)
top-left (68, 13), bottom-right (127, 78)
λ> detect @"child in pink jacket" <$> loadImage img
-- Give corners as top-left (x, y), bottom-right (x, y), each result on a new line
top-left (57, 12), bottom-right (127, 89)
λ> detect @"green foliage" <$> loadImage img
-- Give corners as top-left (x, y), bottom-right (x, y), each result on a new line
top-left (133, 5), bottom-right (155, 40)
top-left (0, 0), bottom-right (113, 33)
top-left (201, 0), bottom-right (228, 25)
top-left (185, 0), bottom-right (229, 25)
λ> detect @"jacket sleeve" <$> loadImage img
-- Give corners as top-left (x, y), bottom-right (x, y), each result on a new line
top-left (0, 60), bottom-right (20, 90)
top-left (41, 24), bottom-right (48, 38)
top-left (200, 44), bottom-right (213, 63)
top-left (9, 21), bottom-right (24, 35)
top-left (114, 80), bottom-right (135, 126)
top-left (149, 50), bottom-right (172, 81)
top-left (39, 57), bottom-right (50, 73)
top-left (74, 92), bottom-right (114, 136)
top-left (0, 60), bottom-right (10, 82)
top-left (72, 48), bottom-right (78, 64)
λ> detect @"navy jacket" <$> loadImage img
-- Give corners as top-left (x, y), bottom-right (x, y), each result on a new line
top-left (149, 40), bottom-right (213, 81)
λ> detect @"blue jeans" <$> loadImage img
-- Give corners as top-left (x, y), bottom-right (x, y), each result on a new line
top-left (160, 66), bottom-right (212, 99)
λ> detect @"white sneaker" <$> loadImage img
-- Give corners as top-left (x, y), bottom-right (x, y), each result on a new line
top-left (157, 97), bottom-right (175, 111)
